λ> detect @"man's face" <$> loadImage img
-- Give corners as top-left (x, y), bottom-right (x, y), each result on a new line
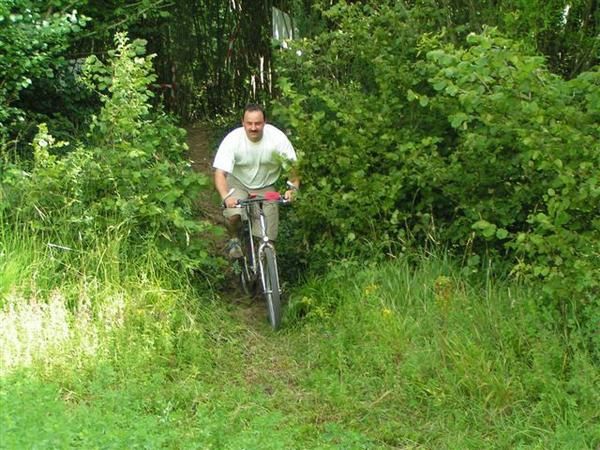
top-left (242, 110), bottom-right (265, 143)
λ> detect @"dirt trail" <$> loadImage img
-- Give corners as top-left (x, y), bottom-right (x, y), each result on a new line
top-left (185, 123), bottom-right (223, 225)
top-left (186, 123), bottom-right (269, 328)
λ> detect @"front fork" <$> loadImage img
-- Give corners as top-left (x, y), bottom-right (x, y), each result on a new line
top-left (257, 240), bottom-right (279, 295)
top-left (243, 203), bottom-right (280, 295)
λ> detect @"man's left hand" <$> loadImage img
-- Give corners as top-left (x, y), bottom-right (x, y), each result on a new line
top-left (284, 189), bottom-right (296, 201)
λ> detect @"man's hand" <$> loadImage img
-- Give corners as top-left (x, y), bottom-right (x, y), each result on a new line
top-left (215, 170), bottom-right (237, 208)
top-left (223, 196), bottom-right (238, 208)
top-left (284, 178), bottom-right (300, 201)
top-left (284, 189), bottom-right (296, 201)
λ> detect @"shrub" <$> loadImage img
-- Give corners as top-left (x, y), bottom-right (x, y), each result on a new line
top-left (0, 2), bottom-right (88, 146)
top-left (1, 33), bottom-right (215, 273)
top-left (273, 4), bottom-right (598, 328)
top-left (415, 31), bottom-right (599, 314)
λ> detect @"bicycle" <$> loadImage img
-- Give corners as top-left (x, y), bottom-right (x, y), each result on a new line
top-left (224, 185), bottom-right (293, 329)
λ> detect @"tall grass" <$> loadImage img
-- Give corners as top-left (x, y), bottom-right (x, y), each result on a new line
top-left (0, 227), bottom-right (176, 375)
top-left (0, 226), bottom-right (243, 447)
top-left (285, 256), bottom-right (599, 448)
top-left (1, 227), bottom-right (598, 448)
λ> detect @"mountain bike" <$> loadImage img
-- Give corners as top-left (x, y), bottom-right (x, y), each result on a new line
top-left (225, 188), bottom-right (292, 330)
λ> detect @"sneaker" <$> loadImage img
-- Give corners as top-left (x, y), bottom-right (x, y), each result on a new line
top-left (225, 238), bottom-right (243, 259)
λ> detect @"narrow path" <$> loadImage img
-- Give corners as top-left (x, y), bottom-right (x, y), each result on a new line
top-left (185, 122), bottom-right (224, 225)
top-left (185, 123), bottom-right (271, 329)
top-left (184, 125), bottom-right (329, 445)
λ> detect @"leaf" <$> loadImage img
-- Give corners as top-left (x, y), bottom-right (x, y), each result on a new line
top-left (445, 84), bottom-right (459, 96)
top-left (495, 228), bottom-right (509, 239)
top-left (432, 80), bottom-right (446, 91)
top-left (449, 113), bottom-right (469, 129)
top-left (467, 254), bottom-right (480, 266)
top-left (406, 89), bottom-right (418, 101)
top-left (472, 219), bottom-right (497, 238)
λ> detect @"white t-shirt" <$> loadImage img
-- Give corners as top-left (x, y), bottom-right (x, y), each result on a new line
top-left (213, 124), bottom-right (296, 189)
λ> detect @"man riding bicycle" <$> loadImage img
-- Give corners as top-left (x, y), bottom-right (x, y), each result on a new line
top-left (213, 104), bottom-right (300, 258)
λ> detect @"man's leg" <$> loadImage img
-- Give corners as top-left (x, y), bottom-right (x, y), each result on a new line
top-left (224, 211), bottom-right (242, 236)
top-left (251, 185), bottom-right (279, 241)
top-left (222, 177), bottom-right (249, 258)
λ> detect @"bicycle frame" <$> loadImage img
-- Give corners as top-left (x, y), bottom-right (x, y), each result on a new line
top-left (239, 197), bottom-right (280, 295)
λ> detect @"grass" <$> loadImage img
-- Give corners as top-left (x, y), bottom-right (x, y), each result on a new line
top-left (284, 258), bottom-right (599, 448)
top-left (0, 232), bottom-right (598, 449)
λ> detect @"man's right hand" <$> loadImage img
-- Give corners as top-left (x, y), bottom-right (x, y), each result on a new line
top-left (223, 197), bottom-right (238, 208)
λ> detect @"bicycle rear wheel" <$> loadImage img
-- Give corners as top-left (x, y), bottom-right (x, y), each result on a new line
top-left (261, 246), bottom-right (281, 330)
top-left (239, 231), bottom-right (255, 296)
top-left (239, 256), bottom-right (253, 296)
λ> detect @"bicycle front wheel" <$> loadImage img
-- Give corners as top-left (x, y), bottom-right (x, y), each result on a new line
top-left (261, 246), bottom-right (281, 330)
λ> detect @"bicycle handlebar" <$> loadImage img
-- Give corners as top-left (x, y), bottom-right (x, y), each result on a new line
top-left (222, 187), bottom-right (296, 208)
top-left (236, 193), bottom-right (290, 207)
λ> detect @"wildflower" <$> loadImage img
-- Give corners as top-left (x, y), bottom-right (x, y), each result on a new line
top-left (364, 283), bottom-right (379, 296)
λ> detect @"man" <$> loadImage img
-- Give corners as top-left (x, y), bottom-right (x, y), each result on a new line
top-left (213, 104), bottom-right (299, 258)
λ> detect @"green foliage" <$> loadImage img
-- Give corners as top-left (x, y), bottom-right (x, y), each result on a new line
top-left (496, 0), bottom-right (599, 77)
top-left (0, 1), bottom-right (88, 143)
top-left (275, 2), bottom-right (431, 264)
top-left (1, 33), bottom-right (215, 272)
top-left (273, 3), bottom-right (599, 327)
top-left (416, 31), bottom-right (600, 306)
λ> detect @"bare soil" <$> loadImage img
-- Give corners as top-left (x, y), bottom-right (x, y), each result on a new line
top-left (185, 122), bottom-right (224, 225)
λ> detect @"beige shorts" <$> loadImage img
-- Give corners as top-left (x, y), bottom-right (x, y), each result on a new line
top-left (223, 176), bottom-right (280, 240)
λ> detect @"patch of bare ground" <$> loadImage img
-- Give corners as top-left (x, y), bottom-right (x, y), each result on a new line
top-left (185, 122), bottom-right (223, 225)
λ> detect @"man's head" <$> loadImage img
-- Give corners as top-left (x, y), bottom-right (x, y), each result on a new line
top-left (242, 104), bottom-right (266, 143)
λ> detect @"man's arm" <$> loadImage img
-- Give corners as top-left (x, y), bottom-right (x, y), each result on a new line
top-left (214, 169), bottom-right (237, 208)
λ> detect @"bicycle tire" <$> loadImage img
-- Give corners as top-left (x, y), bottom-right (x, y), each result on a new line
top-left (261, 246), bottom-right (281, 330)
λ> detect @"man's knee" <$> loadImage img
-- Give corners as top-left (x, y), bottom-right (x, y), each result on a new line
top-left (228, 214), bottom-right (241, 225)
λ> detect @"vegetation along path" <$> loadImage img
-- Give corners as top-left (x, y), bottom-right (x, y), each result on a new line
top-left (1, 124), bottom-right (596, 448)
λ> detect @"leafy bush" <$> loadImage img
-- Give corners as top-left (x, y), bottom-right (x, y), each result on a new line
top-left (415, 32), bottom-right (599, 305)
top-left (0, 1), bottom-right (87, 145)
top-left (273, 3), bottom-right (598, 323)
top-left (1, 33), bottom-right (215, 272)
